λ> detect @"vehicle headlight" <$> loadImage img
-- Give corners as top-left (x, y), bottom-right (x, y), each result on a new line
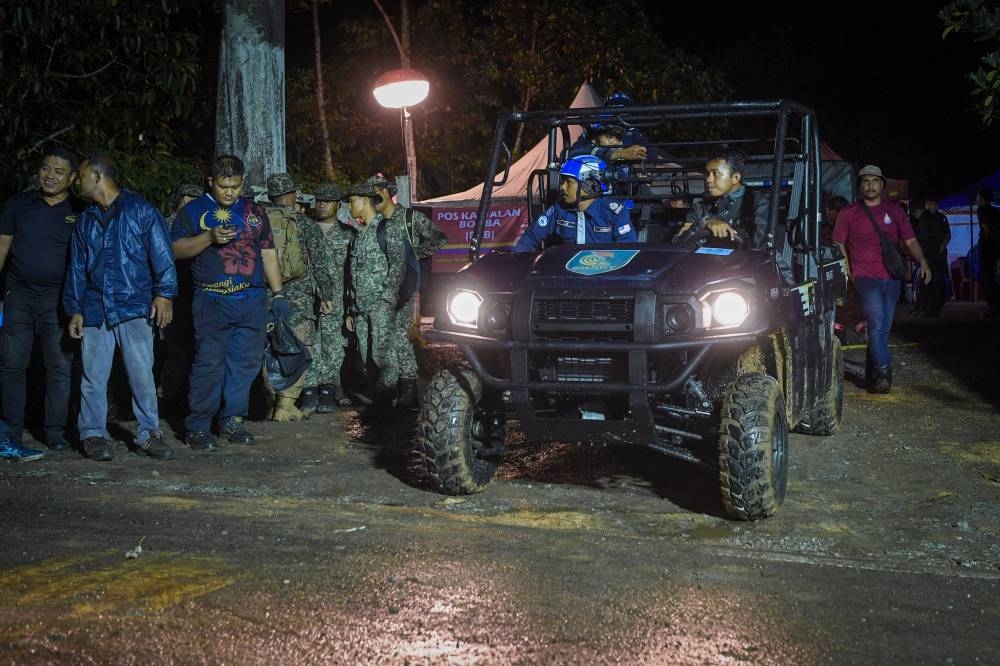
top-left (700, 290), bottom-right (750, 329)
top-left (447, 289), bottom-right (483, 328)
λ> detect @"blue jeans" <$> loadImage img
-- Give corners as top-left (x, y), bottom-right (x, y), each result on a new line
top-left (854, 277), bottom-right (901, 368)
top-left (186, 292), bottom-right (267, 432)
top-left (79, 317), bottom-right (160, 443)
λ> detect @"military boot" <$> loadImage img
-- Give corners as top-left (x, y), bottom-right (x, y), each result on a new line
top-left (396, 377), bottom-right (418, 409)
top-left (298, 386), bottom-right (319, 416)
top-left (316, 384), bottom-right (336, 413)
top-left (333, 384), bottom-right (352, 407)
top-left (272, 396), bottom-right (305, 421)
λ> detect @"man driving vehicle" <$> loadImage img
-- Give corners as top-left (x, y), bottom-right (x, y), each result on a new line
top-left (514, 155), bottom-right (637, 252)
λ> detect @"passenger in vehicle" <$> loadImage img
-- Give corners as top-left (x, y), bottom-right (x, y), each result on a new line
top-left (514, 156), bottom-right (636, 252)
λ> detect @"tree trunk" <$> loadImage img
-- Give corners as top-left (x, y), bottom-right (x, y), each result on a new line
top-left (216, 0), bottom-right (286, 191)
top-left (312, 0), bottom-right (336, 181)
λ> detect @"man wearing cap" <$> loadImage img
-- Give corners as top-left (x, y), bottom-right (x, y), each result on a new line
top-left (263, 173), bottom-right (337, 421)
top-left (343, 180), bottom-right (408, 404)
top-left (832, 164), bottom-right (930, 393)
top-left (171, 154), bottom-right (287, 450)
top-left (369, 174), bottom-right (446, 408)
top-left (299, 183), bottom-right (354, 413)
top-left (0, 147), bottom-right (82, 461)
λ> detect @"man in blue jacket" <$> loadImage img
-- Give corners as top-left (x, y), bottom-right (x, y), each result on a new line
top-left (514, 155), bottom-right (636, 252)
top-left (64, 156), bottom-right (177, 461)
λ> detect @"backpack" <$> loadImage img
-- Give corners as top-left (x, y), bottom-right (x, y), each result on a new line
top-left (266, 206), bottom-right (307, 281)
top-left (376, 208), bottom-right (422, 311)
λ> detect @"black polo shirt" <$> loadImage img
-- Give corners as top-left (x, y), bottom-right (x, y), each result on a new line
top-left (0, 190), bottom-right (81, 293)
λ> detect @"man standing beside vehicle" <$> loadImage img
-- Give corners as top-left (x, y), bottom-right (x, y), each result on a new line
top-left (514, 155), bottom-right (636, 252)
top-left (171, 155), bottom-right (287, 450)
top-left (832, 165), bottom-right (930, 394)
top-left (370, 174), bottom-right (446, 408)
top-left (64, 155), bottom-right (177, 461)
top-left (0, 147), bottom-right (81, 462)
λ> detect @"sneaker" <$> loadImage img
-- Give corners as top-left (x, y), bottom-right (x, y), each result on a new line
top-left (316, 385), bottom-right (336, 414)
top-left (219, 416), bottom-right (254, 445)
top-left (139, 433), bottom-right (174, 460)
top-left (82, 437), bottom-right (114, 461)
top-left (186, 430), bottom-right (218, 451)
top-left (0, 435), bottom-right (45, 462)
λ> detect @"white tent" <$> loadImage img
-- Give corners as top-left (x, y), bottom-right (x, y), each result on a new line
top-left (423, 82), bottom-right (602, 203)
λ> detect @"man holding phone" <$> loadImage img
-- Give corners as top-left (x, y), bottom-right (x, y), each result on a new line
top-left (171, 155), bottom-right (286, 450)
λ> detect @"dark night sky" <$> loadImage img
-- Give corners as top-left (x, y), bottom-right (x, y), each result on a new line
top-left (288, 1), bottom-right (997, 199)
top-left (653, 1), bottom-right (998, 198)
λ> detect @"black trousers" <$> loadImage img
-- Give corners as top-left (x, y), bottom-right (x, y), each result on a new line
top-left (0, 288), bottom-right (73, 439)
top-left (981, 240), bottom-right (1000, 309)
top-left (918, 250), bottom-right (950, 314)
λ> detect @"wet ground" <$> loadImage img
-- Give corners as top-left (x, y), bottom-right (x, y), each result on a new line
top-left (1, 302), bottom-right (999, 665)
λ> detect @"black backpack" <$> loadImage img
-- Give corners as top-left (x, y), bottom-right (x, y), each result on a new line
top-left (375, 207), bottom-right (422, 311)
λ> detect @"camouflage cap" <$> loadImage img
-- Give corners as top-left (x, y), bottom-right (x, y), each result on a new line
top-left (365, 174), bottom-right (397, 197)
top-left (343, 180), bottom-right (381, 200)
top-left (313, 182), bottom-right (344, 202)
top-left (266, 172), bottom-right (298, 198)
top-left (175, 183), bottom-right (203, 201)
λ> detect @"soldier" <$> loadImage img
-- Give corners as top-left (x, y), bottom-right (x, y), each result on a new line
top-left (263, 173), bottom-right (337, 421)
top-left (300, 183), bottom-right (354, 414)
top-left (343, 180), bottom-right (407, 404)
top-left (369, 175), bottom-right (446, 407)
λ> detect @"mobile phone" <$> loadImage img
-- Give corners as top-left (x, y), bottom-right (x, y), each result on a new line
top-left (219, 223), bottom-right (236, 233)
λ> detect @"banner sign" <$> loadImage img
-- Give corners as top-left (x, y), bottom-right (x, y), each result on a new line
top-left (424, 200), bottom-right (529, 273)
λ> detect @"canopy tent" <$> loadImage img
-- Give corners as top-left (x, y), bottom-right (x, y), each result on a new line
top-left (423, 82), bottom-right (602, 203)
top-left (937, 168), bottom-right (1000, 264)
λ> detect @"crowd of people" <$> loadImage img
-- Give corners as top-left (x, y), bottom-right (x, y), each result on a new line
top-left (0, 148), bottom-right (445, 463)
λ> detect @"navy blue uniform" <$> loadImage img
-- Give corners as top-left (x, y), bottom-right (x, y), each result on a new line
top-left (514, 198), bottom-right (636, 252)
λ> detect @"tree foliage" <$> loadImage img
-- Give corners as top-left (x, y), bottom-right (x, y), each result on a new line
top-left (0, 0), bottom-right (208, 207)
top-left (941, 0), bottom-right (1000, 125)
top-left (285, 0), bottom-right (728, 198)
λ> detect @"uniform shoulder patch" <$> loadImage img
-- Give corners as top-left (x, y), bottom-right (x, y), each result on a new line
top-left (537, 214), bottom-right (548, 228)
top-left (608, 201), bottom-right (624, 214)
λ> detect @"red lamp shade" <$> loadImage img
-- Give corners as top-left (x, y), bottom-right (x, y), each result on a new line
top-left (373, 68), bottom-right (429, 108)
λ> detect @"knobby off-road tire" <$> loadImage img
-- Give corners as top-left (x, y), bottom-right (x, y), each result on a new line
top-left (795, 336), bottom-right (844, 436)
top-left (718, 374), bottom-right (789, 521)
top-left (417, 365), bottom-right (504, 494)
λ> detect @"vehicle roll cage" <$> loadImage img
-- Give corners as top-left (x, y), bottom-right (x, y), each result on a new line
top-left (469, 99), bottom-right (823, 266)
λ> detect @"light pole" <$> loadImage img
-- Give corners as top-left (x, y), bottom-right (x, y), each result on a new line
top-left (373, 67), bottom-right (429, 202)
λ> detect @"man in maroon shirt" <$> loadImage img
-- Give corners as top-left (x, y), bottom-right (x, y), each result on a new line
top-left (832, 165), bottom-right (930, 393)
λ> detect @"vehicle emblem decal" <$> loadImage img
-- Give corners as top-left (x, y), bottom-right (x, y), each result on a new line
top-left (694, 247), bottom-right (734, 256)
top-left (565, 249), bottom-right (640, 275)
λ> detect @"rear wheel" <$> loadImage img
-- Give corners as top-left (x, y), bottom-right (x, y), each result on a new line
top-left (795, 336), bottom-right (844, 436)
top-left (417, 365), bottom-right (504, 494)
top-left (718, 374), bottom-right (788, 520)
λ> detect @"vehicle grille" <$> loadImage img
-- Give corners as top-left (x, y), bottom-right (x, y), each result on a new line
top-left (534, 298), bottom-right (634, 323)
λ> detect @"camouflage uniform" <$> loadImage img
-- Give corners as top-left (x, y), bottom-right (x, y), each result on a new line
top-left (384, 202), bottom-right (446, 379)
top-left (264, 174), bottom-right (336, 419)
top-left (312, 184), bottom-right (353, 392)
top-left (345, 182), bottom-right (407, 394)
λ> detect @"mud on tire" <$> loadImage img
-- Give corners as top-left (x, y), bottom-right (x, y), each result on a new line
top-left (417, 364), bottom-right (504, 494)
top-left (718, 373), bottom-right (789, 520)
top-left (795, 336), bottom-right (844, 436)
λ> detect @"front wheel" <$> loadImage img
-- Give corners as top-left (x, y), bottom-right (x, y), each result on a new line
top-left (417, 365), bottom-right (504, 494)
top-left (718, 374), bottom-right (788, 520)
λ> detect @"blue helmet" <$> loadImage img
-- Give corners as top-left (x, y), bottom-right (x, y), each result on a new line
top-left (605, 91), bottom-right (633, 107)
top-left (559, 155), bottom-right (609, 195)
